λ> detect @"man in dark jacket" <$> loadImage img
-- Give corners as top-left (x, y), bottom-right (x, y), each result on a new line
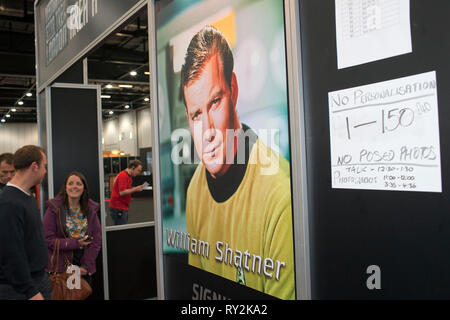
top-left (0, 145), bottom-right (50, 300)
top-left (0, 153), bottom-right (15, 193)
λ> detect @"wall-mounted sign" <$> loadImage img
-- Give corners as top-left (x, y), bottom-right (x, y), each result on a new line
top-left (329, 71), bottom-right (441, 192)
top-left (35, 0), bottom-right (144, 90)
top-left (335, 0), bottom-right (412, 69)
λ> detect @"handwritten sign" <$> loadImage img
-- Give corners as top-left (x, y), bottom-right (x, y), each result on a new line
top-left (329, 71), bottom-right (441, 192)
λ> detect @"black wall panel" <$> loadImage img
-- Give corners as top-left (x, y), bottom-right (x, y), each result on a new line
top-left (299, 0), bottom-right (450, 299)
top-left (50, 87), bottom-right (100, 201)
top-left (107, 226), bottom-right (157, 299)
top-left (49, 86), bottom-right (104, 299)
top-left (54, 60), bottom-right (84, 84)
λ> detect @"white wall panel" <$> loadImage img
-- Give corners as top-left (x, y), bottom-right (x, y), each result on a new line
top-left (137, 108), bottom-right (152, 148)
top-left (118, 111), bottom-right (138, 156)
top-left (103, 118), bottom-right (120, 151)
top-left (0, 123), bottom-right (38, 154)
top-left (102, 111), bottom-right (139, 156)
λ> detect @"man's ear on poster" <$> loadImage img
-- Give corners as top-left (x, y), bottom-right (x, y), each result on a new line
top-left (231, 72), bottom-right (239, 109)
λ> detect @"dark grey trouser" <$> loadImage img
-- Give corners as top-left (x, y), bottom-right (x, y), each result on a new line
top-left (0, 273), bottom-right (52, 300)
top-left (110, 208), bottom-right (129, 225)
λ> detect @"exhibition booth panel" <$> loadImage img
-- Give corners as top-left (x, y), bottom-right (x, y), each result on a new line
top-left (35, 0), bottom-right (156, 300)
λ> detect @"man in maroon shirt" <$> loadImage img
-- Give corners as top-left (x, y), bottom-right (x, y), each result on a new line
top-left (109, 160), bottom-right (144, 225)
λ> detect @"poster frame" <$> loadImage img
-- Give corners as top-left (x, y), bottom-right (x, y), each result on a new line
top-left (148, 0), bottom-right (311, 300)
top-left (284, 0), bottom-right (311, 300)
top-left (148, 0), bottom-right (165, 300)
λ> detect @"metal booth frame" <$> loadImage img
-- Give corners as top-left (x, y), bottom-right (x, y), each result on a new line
top-left (147, 0), bottom-right (311, 300)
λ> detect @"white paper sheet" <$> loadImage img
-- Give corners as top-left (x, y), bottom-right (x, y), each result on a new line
top-left (335, 0), bottom-right (412, 69)
top-left (329, 71), bottom-right (441, 192)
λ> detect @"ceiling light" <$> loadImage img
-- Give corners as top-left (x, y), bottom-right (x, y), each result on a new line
top-left (6, 114), bottom-right (10, 118)
top-left (144, 72), bottom-right (150, 75)
top-left (118, 84), bottom-right (133, 88)
top-left (144, 97), bottom-right (149, 102)
top-left (106, 84), bottom-right (113, 89)
top-left (124, 105), bottom-right (130, 109)
top-left (1, 119), bottom-right (5, 123)
top-left (18, 101), bottom-right (24, 105)
top-left (116, 32), bottom-right (133, 38)
top-left (11, 108), bottom-right (16, 112)
top-left (101, 95), bottom-right (111, 99)
top-left (130, 71), bottom-right (137, 76)
top-left (26, 92), bottom-right (33, 97)
top-left (109, 111), bottom-right (114, 115)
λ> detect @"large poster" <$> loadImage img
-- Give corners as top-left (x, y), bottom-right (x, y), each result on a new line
top-left (156, 0), bottom-right (296, 300)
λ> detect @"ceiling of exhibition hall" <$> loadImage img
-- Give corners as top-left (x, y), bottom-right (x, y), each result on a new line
top-left (0, 0), bottom-right (150, 123)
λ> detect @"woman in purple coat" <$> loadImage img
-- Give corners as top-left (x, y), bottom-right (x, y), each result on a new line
top-left (43, 171), bottom-right (102, 285)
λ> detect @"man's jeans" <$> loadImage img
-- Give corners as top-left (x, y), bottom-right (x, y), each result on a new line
top-left (110, 208), bottom-right (129, 225)
top-left (0, 273), bottom-right (52, 300)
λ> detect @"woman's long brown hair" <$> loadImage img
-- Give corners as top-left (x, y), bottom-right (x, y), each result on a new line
top-left (58, 171), bottom-right (90, 217)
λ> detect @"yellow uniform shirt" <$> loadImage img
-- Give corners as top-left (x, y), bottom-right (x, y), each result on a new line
top-left (186, 138), bottom-right (295, 300)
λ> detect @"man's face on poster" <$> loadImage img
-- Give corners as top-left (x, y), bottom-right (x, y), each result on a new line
top-left (184, 53), bottom-right (239, 178)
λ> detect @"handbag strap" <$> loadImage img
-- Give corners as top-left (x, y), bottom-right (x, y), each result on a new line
top-left (48, 200), bottom-right (73, 270)
top-left (48, 200), bottom-right (69, 238)
top-left (49, 238), bottom-right (60, 273)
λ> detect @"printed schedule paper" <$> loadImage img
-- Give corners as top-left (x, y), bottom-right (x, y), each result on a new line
top-left (335, 0), bottom-right (412, 69)
top-left (328, 71), bottom-right (442, 192)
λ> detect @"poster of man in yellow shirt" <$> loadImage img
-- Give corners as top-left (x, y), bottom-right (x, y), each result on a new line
top-left (157, 0), bottom-right (296, 300)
